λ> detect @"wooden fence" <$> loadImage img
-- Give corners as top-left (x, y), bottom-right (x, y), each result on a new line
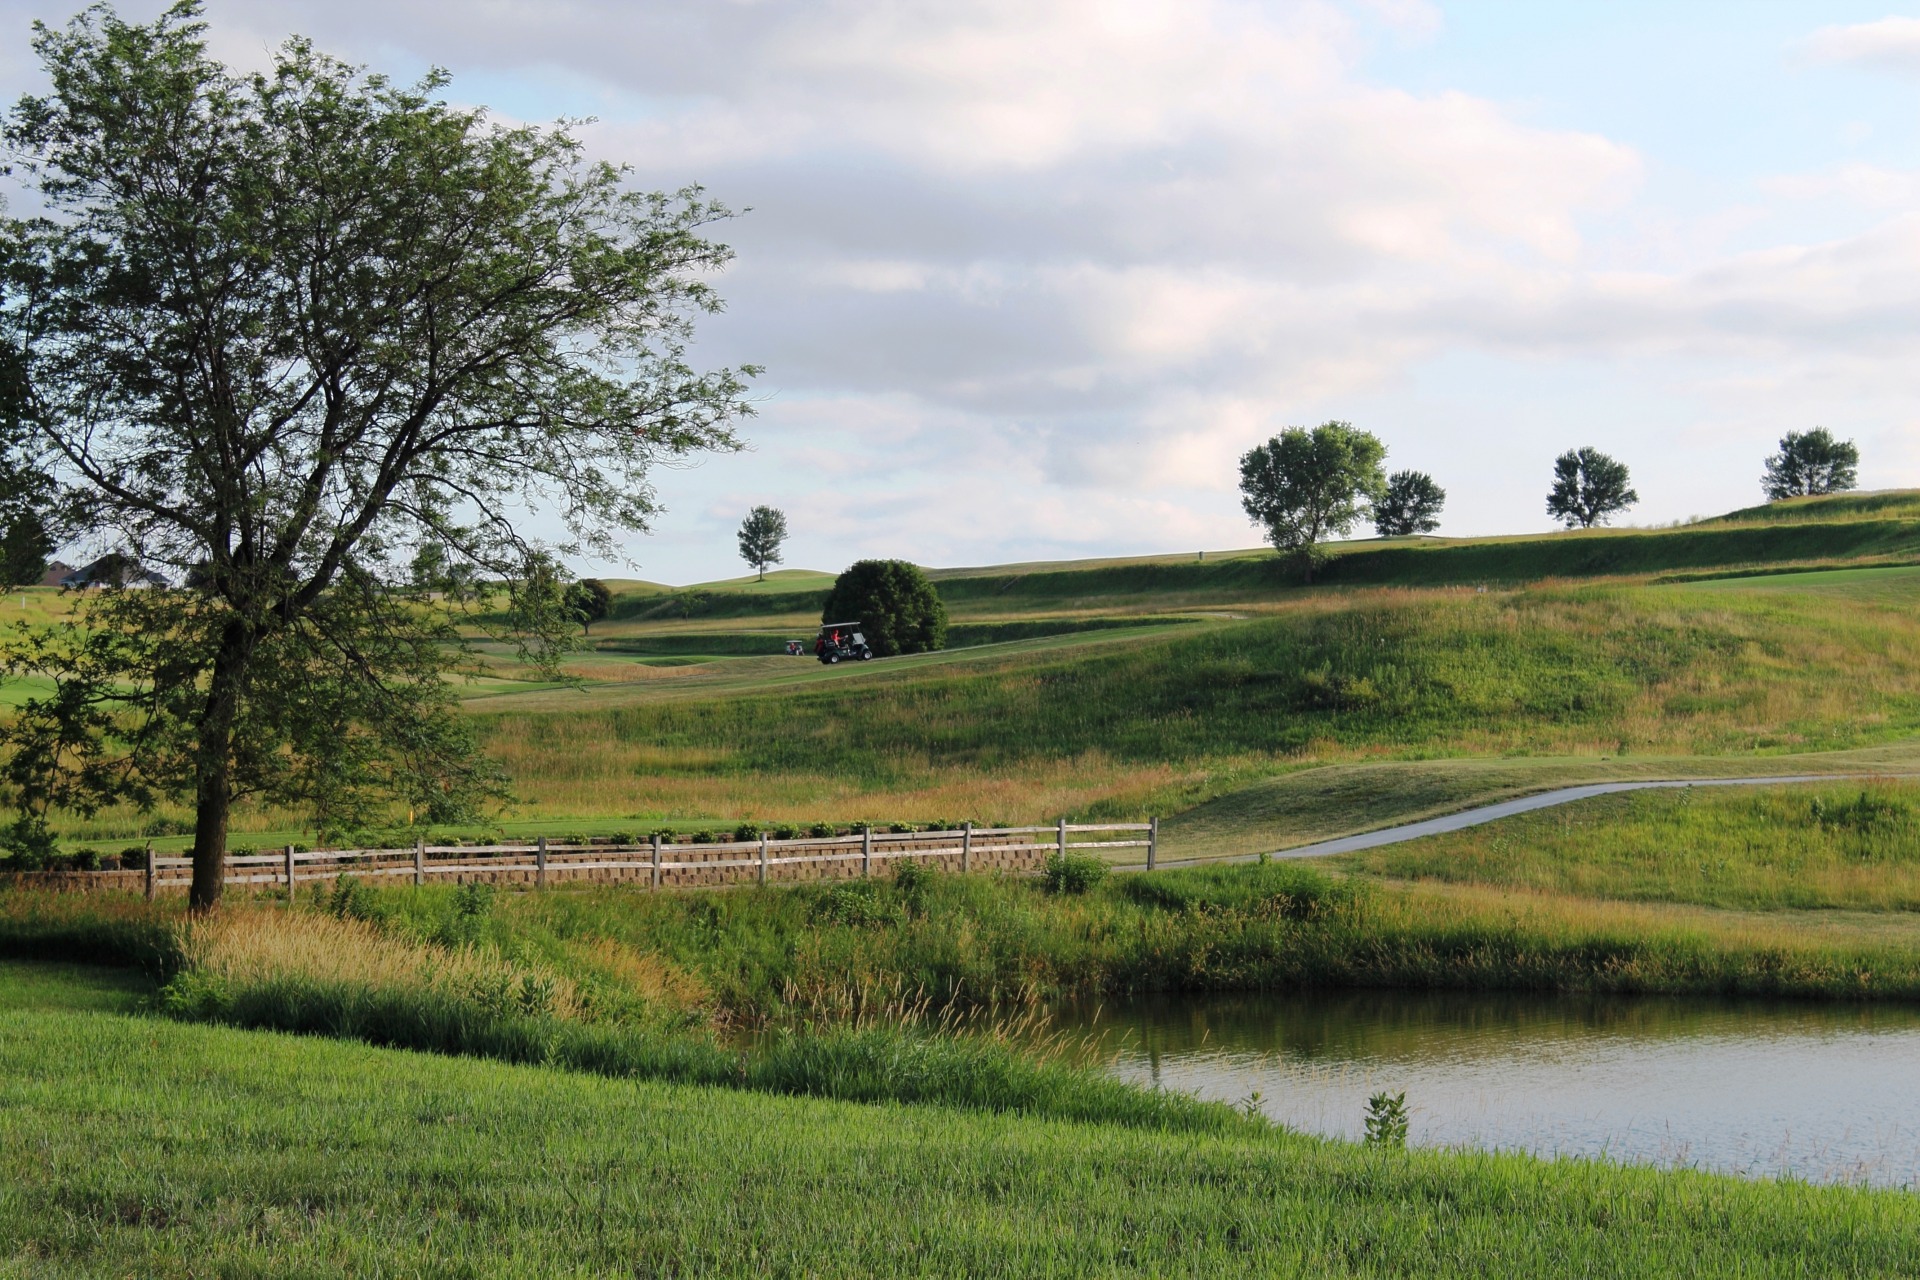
top-left (122, 819), bottom-right (1159, 899)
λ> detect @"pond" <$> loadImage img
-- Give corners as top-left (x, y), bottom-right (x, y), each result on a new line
top-left (1056, 989), bottom-right (1920, 1186)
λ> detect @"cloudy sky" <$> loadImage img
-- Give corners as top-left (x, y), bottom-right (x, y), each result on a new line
top-left (6, 1), bottom-right (1920, 582)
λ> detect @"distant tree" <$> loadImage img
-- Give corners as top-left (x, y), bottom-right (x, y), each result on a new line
top-left (738, 505), bottom-right (789, 581)
top-left (1373, 471), bottom-right (1446, 537)
top-left (1238, 422), bottom-right (1388, 581)
top-left (1546, 448), bottom-right (1638, 528)
top-left (0, 509), bottom-right (53, 589)
top-left (566, 578), bottom-right (613, 635)
top-left (821, 560), bottom-right (947, 657)
top-left (1763, 428), bottom-right (1858, 500)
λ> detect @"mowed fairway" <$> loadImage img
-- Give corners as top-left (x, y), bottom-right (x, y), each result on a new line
top-left (5, 963), bottom-right (1920, 1279)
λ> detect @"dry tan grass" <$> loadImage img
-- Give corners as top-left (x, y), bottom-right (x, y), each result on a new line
top-left (182, 909), bottom-right (584, 1020)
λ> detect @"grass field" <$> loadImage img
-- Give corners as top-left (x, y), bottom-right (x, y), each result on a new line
top-left (8, 963), bottom-right (1918, 1278)
top-left (1331, 779), bottom-right (1920, 911)
top-left (14, 492), bottom-right (1920, 868)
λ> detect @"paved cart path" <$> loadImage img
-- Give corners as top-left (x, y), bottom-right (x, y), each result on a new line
top-left (1139, 774), bottom-right (1912, 871)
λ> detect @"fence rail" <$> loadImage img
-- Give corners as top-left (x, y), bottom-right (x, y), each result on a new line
top-left (124, 818), bottom-right (1159, 899)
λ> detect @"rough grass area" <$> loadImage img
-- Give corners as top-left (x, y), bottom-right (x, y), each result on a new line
top-left (6, 991), bottom-right (1920, 1277)
top-left (471, 579), bottom-right (1920, 828)
top-left (1332, 780), bottom-right (1920, 911)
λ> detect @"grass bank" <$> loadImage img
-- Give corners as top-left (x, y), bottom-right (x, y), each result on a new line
top-left (8, 975), bottom-right (1917, 1277)
top-left (1331, 778), bottom-right (1920, 911)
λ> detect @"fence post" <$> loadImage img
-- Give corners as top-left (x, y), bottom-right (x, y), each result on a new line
top-left (862, 826), bottom-right (873, 877)
top-left (651, 834), bottom-right (662, 890)
top-left (284, 844), bottom-right (296, 893)
top-left (1147, 816), bottom-right (1158, 871)
top-left (536, 835), bottom-right (548, 889)
top-left (759, 831), bottom-right (770, 886)
top-left (143, 843), bottom-right (155, 902)
top-left (1057, 815), bottom-right (1067, 861)
top-left (414, 836), bottom-right (425, 887)
top-left (961, 821), bottom-right (972, 874)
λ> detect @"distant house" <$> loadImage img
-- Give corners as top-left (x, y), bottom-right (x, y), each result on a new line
top-left (58, 555), bottom-right (170, 589)
top-left (39, 561), bottom-right (73, 588)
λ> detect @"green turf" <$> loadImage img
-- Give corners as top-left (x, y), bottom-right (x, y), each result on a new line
top-left (0, 960), bottom-right (151, 1013)
top-left (1329, 779), bottom-right (1920, 911)
top-left (5, 979), bottom-right (1919, 1277)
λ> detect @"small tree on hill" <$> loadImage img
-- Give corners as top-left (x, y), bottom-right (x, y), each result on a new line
top-left (1238, 422), bottom-right (1387, 581)
top-left (1763, 428), bottom-right (1858, 500)
top-left (1546, 448), bottom-right (1637, 528)
top-left (1373, 471), bottom-right (1446, 537)
top-left (737, 505), bottom-right (789, 581)
top-left (567, 578), bottom-right (613, 635)
top-left (821, 560), bottom-right (947, 657)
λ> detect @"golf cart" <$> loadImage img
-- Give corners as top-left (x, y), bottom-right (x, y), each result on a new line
top-left (814, 621), bottom-right (873, 664)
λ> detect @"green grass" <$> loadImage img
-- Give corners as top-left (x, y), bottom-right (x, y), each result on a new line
top-left (592, 496), bottom-right (1920, 627)
top-left (9, 991), bottom-right (1920, 1277)
top-left (1330, 780), bottom-right (1920, 911)
top-left (468, 578), bottom-right (1920, 832)
top-left (1708, 490), bottom-right (1920, 525)
top-left (0, 959), bottom-right (151, 1013)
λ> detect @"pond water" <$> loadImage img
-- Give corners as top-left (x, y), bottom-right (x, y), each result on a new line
top-left (1056, 990), bottom-right (1920, 1186)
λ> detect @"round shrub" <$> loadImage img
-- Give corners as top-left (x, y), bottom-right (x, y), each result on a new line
top-left (820, 559), bottom-right (947, 657)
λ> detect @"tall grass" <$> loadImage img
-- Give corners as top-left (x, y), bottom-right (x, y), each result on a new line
top-left (6, 884), bottom-right (1244, 1133)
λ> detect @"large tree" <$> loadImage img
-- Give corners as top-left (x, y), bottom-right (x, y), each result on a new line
top-left (821, 560), bottom-right (947, 658)
top-left (737, 505), bottom-right (788, 581)
top-left (1546, 448), bottom-right (1637, 529)
top-left (1238, 422), bottom-right (1387, 581)
top-left (1762, 428), bottom-right (1859, 500)
top-left (0, 4), bottom-right (753, 909)
top-left (1373, 470), bottom-right (1446, 538)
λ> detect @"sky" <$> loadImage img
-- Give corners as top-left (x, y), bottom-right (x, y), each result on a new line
top-left (4, 0), bottom-right (1919, 583)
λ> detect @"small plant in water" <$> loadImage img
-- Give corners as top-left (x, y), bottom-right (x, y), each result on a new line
top-left (1364, 1090), bottom-right (1409, 1148)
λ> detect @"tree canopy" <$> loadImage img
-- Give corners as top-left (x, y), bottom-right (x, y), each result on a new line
top-left (1238, 422), bottom-right (1387, 579)
top-left (737, 506), bottom-right (789, 581)
top-left (1546, 448), bottom-right (1637, 529)
top-left (1373, 471), bottom-right (1445, 538)
top-left (1763, 429), bottom-right (1858, 500)
top-left (820, 560), bottom-right (947, 658)
top-left (567, 578), bottom-right (613, 635)
top-left (0, 4), bottom-right (754, 908)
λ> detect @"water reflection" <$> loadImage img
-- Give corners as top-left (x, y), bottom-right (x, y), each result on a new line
top-left (1057, 990), bottom-right (1920, 1186)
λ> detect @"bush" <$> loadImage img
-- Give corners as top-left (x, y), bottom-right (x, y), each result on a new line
top-left (733, 822), bottom-right (762, 842)
top-left (807, 823), bottom-right (838, 838)
top-left (118, 846), bottom-right (148, 870)
top-left (1, 815), bottom-right (60, 872)
top-left (812, 879), bottom-right (901, 928)
top-left (691, 830), bottom-right (715, 844)
top-left (892, 859), bottom-right (935, 917)
top-left (820, 559), bottom-right (948, 657)
top-left (1041, 851), bottom-right (1109, 896)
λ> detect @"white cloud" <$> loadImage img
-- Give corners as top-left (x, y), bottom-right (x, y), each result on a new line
top-left (3, 1), bottom-right (1918, 575)
top-left (1804, 16), bottom-right (1920, 75)
top-left (1762, 162), bottom-right (1920, 208)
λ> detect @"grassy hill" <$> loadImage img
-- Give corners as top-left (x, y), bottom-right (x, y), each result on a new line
top-left (20, 493), bottom-right (1920, 855)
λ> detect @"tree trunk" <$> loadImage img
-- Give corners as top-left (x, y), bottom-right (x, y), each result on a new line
top-left (187, 625), bottom-right (251, 914)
